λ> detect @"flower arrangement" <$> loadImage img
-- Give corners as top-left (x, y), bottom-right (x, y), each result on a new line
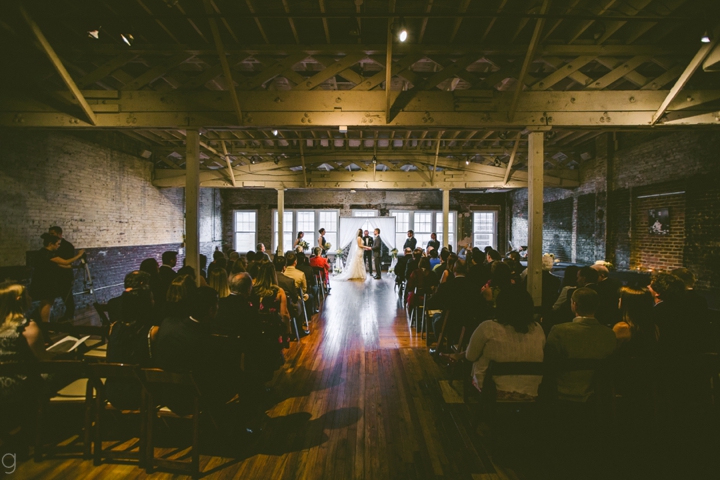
top-left (298, 240), bottom-right (309, 250)
top-left (335, 248), bottom-right (344, 255)
top-left (323, 242), bottom-right (332, 250)
top-left (390, 248), bottom-right (399, 257)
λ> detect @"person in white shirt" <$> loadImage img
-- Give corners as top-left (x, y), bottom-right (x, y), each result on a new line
top-left (465, 285), bottom-right (546, 399)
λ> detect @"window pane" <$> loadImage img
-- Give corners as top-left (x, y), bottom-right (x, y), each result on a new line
top-left (297, 211), bottom-right (315, 247)
top-left (414, 212), bottom-right (432, 232)
top-left (319, 211), bottom-right (338, 231)
top-left (473, 212), bottom-right (496, 250)
top-left (352, 210), bottom-right (377, 217)
top-left (396, 233), bottom-right (406, 250)
top-left (235, 233), bottom-right (255, 252)
top-left (324, 233), bottom-right (337, 249)
top-left (391, 211), bottom-right (410, 233)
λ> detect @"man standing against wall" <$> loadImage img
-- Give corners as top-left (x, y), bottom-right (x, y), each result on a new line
top-left (49, 226), bottom-right (76, 322)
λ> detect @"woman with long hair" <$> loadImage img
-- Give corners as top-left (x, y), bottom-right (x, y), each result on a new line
top-left (164, 274), bottom-right (197, 318)
top-left (30, 233), bottom-right (85, 323)
top-left (208, 268), bottom-right (231, 298)
top-left (613, 286), bottom-right (657, 356)
top-left (0, 282), bottom-right (50, 401)
top-left (139, 257), bottom-right (163, 307)
top-left (293, 232), bottom-right (305, 250)
top-left (465, 286), bottom-right (545, 398)
top-left (440, 253), bottom-right (458, 284)
top-left (251, 261), bottom-right (292, 341)
top-left (335, 229), bottom-right (370, 281)
top-left (553, 265), bottom-right (580, 311)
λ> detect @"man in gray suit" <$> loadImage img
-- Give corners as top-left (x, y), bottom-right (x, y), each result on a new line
top-left (372, 228), bottom-right (382, 280)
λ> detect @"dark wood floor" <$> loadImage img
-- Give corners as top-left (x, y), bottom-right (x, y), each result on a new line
top-left (17, 275), bottom-right (526, 480)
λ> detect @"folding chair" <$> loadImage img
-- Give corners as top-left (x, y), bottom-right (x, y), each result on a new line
top-left (87, 363), bottom-right (147, 466)
top-left (298, 287), bottom-right (311, 333)
top-left (33, 360), bottom-right (93, 462)
top-left (142, 368), bottom-right (203, 478)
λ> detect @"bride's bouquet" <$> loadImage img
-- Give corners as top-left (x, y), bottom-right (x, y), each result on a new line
top-left (298, 240), bottom-right (309, 251)
top-left (323, 242), bottom-right (332, 250)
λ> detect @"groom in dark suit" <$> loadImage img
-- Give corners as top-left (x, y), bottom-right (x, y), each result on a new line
top-left (372, 228), bottom-right (383, 279)
top-left (362, 230), bottom-right (374, 275)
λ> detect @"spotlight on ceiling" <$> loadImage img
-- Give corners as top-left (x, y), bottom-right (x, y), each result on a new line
top-left (87, 29), bottom-right (100, 40)
top-left (121, 33), bottom-right (134, 46)
top-left (397, 17), bottom-right (408, 42)
top-left (701, 31), bottom-right (711, 43)
top-left (272, 129), bottom-right (278, 136)
top-left (465, 159), bottom-right (470, 165)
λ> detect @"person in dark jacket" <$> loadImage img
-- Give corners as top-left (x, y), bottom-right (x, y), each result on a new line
top-left (48, 226), bottom-right (77, 322)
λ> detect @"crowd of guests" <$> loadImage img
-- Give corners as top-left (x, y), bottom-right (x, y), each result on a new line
top-left (2, 237), bottom-right (333, 434)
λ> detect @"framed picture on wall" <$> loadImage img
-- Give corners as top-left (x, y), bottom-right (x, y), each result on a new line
top-left (648, 208), bottom-right (670, 235)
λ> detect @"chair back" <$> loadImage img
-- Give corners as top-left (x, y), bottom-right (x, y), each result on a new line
top-left (142, 368), bottom-right (197, 389)
top-left (87, 362), bottom-right (142, 380)
top-left (35, 360), bottom-right (88, 377)
top-left (93, 302), bottom-right (111, 326)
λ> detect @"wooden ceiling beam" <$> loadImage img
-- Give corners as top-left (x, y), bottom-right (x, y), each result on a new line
top-left (245, 0), bottom-right (269, 44)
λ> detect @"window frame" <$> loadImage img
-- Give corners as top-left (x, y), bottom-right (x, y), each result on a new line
top-left (233, 210), bottom-right (258, 253)
top-left (472, 210), bottom-right (498, 251)
top-left (271, 208), bottom-right (340, 253)
top-left (390, 209), bottom-right (457, 252)
top-left (351, 209), bottom-right (379, 217)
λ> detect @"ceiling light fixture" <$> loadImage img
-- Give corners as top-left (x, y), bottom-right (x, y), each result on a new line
top-left (465, 159), bottom-right (470, 165)
top-left (701, 31), bottom-right (711, 43)
top-left (87, 29), bottom-right (100, 40)
top-left (272, 129), bottom-right (278, 136)
top-left (397, 17), bottom-right (408, 42)
top-left (121, 33), bottom-right (134, 46)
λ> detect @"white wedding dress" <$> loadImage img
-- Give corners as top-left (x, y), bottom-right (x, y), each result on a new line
top-left (335, 236), bottom-right (367, 281)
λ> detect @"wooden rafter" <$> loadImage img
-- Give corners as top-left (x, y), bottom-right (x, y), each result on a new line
top-left (20, 6), bottom-right (97, 126)
top-left (508, 0), bottom-right (549, 121)
top-left (449, 0), bottom-right (472, 43)
top-left (318, 0), bottom-right (331, 44)
top-left (282, 0), bottom-right (300, 44)
top-left (418, 0), bottom-right (434, 44)
top-left (245, 0), bottom-right (269, 44)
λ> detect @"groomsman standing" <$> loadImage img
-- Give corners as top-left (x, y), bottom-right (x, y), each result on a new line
top-left (362, 230), bottom-right (374, 275)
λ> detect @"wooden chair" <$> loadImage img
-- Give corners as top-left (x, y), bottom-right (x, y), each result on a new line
top-left (430, 310), bottom-right (450, 351)
top-left (33, 360), bottom-right (93, 462)
top-left (142, 368), bottom-right (202, 478)
top-left (298, 287), bottom-right (311, 332)
top-left (87, 363), bottom-right (147, 467)
top-left (93, 302), bottom-right (112, 326)
top-left (286, 295), bottom-right (302, 341)
top-left (312, 267), bottom-right (327, 302)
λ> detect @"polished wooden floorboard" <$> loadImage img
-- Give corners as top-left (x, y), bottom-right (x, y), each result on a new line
top-left (17, 275), bottom-right (521, 480)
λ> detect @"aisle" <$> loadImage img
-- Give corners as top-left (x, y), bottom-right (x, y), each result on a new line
top-left (17, 275), bottom-right (521, 480)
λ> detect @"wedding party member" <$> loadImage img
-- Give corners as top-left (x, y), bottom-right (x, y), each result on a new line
top-left (336, 229), bottom-right (371, 281)
top-left (427, 233), bottom-right (440, 252)
top-left (362, 230), bottom-right (374, 276)
top-left (371, 228), bottom-right (383, 279)
top-left (293, 232), bottom-right (305, 251)
top-left (48, 226), bottom-right (76, 322)
top-left (318, 228), bottom-right (328, 255)
top-left (403, 230), bottom-right (417, 251)
top-left (30, 233), bottom-right (85, 323)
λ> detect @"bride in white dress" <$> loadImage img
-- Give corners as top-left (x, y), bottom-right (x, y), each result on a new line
top-left (335, 229), bottom-right (370, 281)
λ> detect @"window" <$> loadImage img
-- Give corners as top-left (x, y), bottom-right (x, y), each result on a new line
top-left (296, 211), bottom-right (315, 249)
top-left (319, 210), bottom-right (338, 250)
top-left (390, 210), bottom-right (457, 251)
top-left (233, 210), bottom-right (257, 253)
top-left (435, 212), bottom-right (456, 250)
top-left (391, 211), bottom-right (410, 252)
top-left (351, 209), bottom-right (378, 217)
top-left (271, 209), bottom-right (340, 253)
top-left (273, 211), bottom-right (294, 253)
top-left (473, 211), bottom-right (497, 250)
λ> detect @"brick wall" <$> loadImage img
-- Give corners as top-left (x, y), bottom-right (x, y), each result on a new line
top-left (0, 130), bottom-right (221, 311)
top-left (507, 131), bottom-right (720, 296)
top-left (221, 189), bottom-right (506, 253)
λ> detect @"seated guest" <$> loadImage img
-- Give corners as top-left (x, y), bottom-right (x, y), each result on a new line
top-left (208, 268), bottom-right (230, 298)
top-left (481, 261), bottom-right (513, 308)
top-left (199, 254), bottom-right (208, 280)
top-left (394, 248), bottom-right (413, 287)
top-left (404, 248), bottom-right (423, 282)
top-left (591, 264), bottom-right (622, 325)
top-left (252, 261), bottom-right (292, 336)
top-left (153, 287), bottom-right (239, 413)
top-left (177, 265), bottom-right (208, 287)
top-left (106, 280), bottom-right (155, 409)
top-left (612, 287), bottom-right (657, 357)
top-left (507, 251), bottom-right (526, 273)
top-left (309, 247), bottom-right (331, 291)
top-left (273, 255), bottom-right (299, 305)
top-left (545, 288), bottom-right (616, 402)
top-left (107, 271), bottom-right (155, 325)
top-left (650, 272), bottom-right (711, 357)
top-left (407, 258), bottom-right (434, 309)
top-left (465, 286), bottom-right (546, 398)
top-left (231, 256), bottom-right (248, 274)
top-left (0, 282), bottom-right (51, 402)
top-left (439, 253), bottom-right (458, 284)
top-left (158, 251), bottom-right (178, 299)
top-left (140, 258), bottom-right (164, 311)
top-left (432, 249), bottom-right (449, 276)
top-left (552, 265), bottom-right (579, 311)
top-left (671, 267), bottom-right (710, 323)
top-left (296, 252), bottom-right (318, 314)
top-left (163, 274), bottom-right (197, 319)
top-left (226, 251), bottom-right (240, 274)
top-left (428, 248), bottom-right (441, 269)
top-left (207, 249), bottom-right (226, 275)
top-left (429, 261), bottom-right (485, 346)
top-left (283, 252), bottom-right (308, 295)
top-left (552, 266), bottom-right (600, 328)
top-left (467, 247), bottom-right (490, 287)
top-left (214, 272), bottom-right (255, 335)
top-left (486, 249), bottom-right (502, 266)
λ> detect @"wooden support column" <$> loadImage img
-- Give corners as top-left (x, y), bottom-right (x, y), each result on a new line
top-left (277, 188), bottom-right (285, 254)
top-left (185, 129), bottom-right (201, 285)
top-left (442, 188), bottom-right (450, 249)
top-left (385, 17), bottom-right (393, 124)
top-left (527, 131), bottom-right (544, 306)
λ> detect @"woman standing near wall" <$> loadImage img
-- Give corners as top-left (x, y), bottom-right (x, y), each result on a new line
top-left (30, 233), bottom-right (84, 323)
